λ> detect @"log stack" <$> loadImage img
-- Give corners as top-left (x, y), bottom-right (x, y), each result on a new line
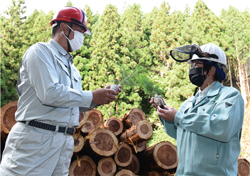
top-left (4, 102), bottom-right (249, 176)
top-left (68, 108), bottom-right (177, 176)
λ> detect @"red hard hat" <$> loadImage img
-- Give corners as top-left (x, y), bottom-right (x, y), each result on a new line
top-left (50, 6), bottom-right (91, 35)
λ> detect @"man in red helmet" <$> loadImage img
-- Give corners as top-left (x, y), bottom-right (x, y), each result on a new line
top-left (0, 6), bottom-right (121, 176)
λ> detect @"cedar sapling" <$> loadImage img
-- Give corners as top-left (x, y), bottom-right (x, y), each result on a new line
top-left (110, 65), bottom-right (144, 93)
top-left (136, 74), bottom-right (166, 109)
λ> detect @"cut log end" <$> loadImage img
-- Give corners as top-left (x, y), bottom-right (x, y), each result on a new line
top-left (115, 169), bottom-right (135, 176)
top-left (1, 100), bottom-right (18, 135)
top-left (137, 120), bottom-right (153, 139)
top-left (123, 154), bottom-right (140, 174)
top-left (153, 141), bottom-right (178, 170)
top-left (73, 133), bottom-right (84, 153)
top-left (104, 117), bottom-right (123, 136)
top-left (98, 157), bottom-right (117, 176)
top-left (81, 121), bottom-right (94, 133)
top-left (115, 142), bottom-right (132, 167)
top-left (128, 108), bottom-right (146, 126)
top-left (89, 128), bottom-right (118, 156)
top-left (69, 155), bottom-right (96, 176)
top-left (238, 158), bottom-right (250, 176)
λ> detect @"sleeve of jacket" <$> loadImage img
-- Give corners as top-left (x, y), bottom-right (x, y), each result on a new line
top-left (23, 43), bottom-right (92, 108)
top-left (174, 88), bottom-right (244, 142)
top-left (160, 117), bottom-right (177, 139)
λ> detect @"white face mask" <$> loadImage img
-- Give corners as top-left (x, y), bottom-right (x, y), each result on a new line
top-left (62, 24), bottom-right (84, 51)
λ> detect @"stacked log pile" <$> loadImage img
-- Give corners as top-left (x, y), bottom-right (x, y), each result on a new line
top-left (2, 101), bottom-right (250, 176)
top-left (68, 108), bottom-right (178, 176)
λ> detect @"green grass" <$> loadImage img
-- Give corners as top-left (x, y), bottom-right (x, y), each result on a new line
top-left (147, 125), bottom-right (177, 147)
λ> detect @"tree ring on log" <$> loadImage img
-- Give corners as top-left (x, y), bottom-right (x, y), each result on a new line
top-left (97, 157), bottom-right (116, 176)
top-left (90, 128), bottom-right (118, 156)
top-left (137, 120), bottom-right (153, 139)
top-left (73, 132), bottom-right (84, 153)
top-left (238, 158), bottom-right (250, 176)
top-left (81, 121), bottom-right (94, 133)
top-left (153, 141), bottom-right (178, 169)
top-left (114, 142), bottom-right (132, 167)
top-left (88, 109), bottom-right (103, 126)
top-left (69, 155), bottom-right (96, 176)
top-left (1, 100), bottom-right (17, 136)
top-left (115, 169), bottom-right (135, 176)
top-left (104, 117), bottom-right (123, 136)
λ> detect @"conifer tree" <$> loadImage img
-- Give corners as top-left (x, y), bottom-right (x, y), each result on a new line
top-left (221, 7), bottom-right (250, 104)
top-left (85, 4), bottom-right (122, 118)
top-left (1, 0), bottom-right (28, 106)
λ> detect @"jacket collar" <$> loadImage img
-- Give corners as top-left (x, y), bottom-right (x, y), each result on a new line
top-left (206, 81), bottom-right (223, 97)
top-left (190, 81), bottom-right (223, 109)
top-left (49, 39), bottom-right (73, 65)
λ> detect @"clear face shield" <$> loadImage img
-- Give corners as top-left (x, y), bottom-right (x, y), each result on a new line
top-left (170, 44), bottom-right (219, 62)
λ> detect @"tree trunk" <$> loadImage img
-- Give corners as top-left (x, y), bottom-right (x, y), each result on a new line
top-left (1, 100), bottom-right (18, 140)
top-left (81, 109), bottom-right (103, 133)
top-left (120, 120), bottom-right (153, 144)
top-left (228, 59), bottom-right (233, 87)
top-left (120, 108), bottom-right (146, 129)
top-left (244, 64), bottom-right (250, 103)
top-left (97, 157), bottom-right (117, 176)
top-left (114, 142), bottom-right (133, 167)
top-left (140, 141), bottom-right (178, 171)
top-left (115, 169), bottom-right (135, 176)
top-left (104, 117), bottom-right (123, 136)
top-left (73, 131), bottom-right (85, 153)
top-left (238, 158), bottom-right (250, 176)
top-left (236, 42), bottom-right (247, 105)
top-left (89, 127), bottom-right (118, 156)
top-left (69, 155), bottom-right (96, 176)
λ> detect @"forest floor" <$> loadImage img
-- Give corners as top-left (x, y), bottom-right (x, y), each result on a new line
top-left (240, 102), bottom-right (250, 161)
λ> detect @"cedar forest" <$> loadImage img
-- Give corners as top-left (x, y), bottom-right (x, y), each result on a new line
top-left (1, 0), bottom-right (250, 146)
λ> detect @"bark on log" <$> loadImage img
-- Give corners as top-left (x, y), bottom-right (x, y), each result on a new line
top-left (69, 155), bottom-right (96, 176)
top-left (120, 108), bottom-right (146, 129)
top-left (81, 109), bottom-right (103, 133)
top-left (104, 117), bottom-right (123, 136)
top-left (1, 100), bottom-right (18, 140)
top-left (132, 139), bottom-right (147, 153)
top-left (114, 142), bottom-right (133, 167)
top-left (120, 120), bottom-right (153, 145)
top-left (73, 132), bottom-right (85, 153)
top-left (238, 158), bottom-right (250, 176)
top-left (89, 128), bottom-right (118, 156)
top-left (121, 154), bottom-right (140, 175)
top-left (140, 141), bottom-right (178, 171)
top-left (115, 169), bottom-right (135, 176)
top-left (97, 157), bottom-right (117, 176)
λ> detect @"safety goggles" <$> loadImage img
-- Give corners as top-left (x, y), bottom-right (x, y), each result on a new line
top-left (170, 44), bottom-right (219, 62)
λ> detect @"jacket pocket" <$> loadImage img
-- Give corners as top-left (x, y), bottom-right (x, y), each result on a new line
top-left (55, 55), bottom-right (70, 77)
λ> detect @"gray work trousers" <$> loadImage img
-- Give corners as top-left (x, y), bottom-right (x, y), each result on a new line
top-left (0, 122), bottom-right (74, 176)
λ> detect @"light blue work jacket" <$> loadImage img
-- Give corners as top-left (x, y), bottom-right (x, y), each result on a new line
top-left (160, 81), bottom-right (244, 176)
top-left (16, 39), bottom-right (97, 127)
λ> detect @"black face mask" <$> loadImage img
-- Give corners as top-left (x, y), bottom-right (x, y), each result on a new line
top-left (189, 67), bottom-right (207, 87)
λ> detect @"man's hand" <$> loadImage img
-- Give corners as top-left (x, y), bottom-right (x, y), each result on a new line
top-left (92, 85), bottom-right (122, 105)
top-left (157, 105), bottom-right (177, 122)
top-left (105, 84), bottom-right (122, 94)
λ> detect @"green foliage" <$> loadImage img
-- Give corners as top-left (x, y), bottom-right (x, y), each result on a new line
top-left (147, 125), bottom-right (177, 147)
top-left (1, 0), bottom-right (249, 144)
